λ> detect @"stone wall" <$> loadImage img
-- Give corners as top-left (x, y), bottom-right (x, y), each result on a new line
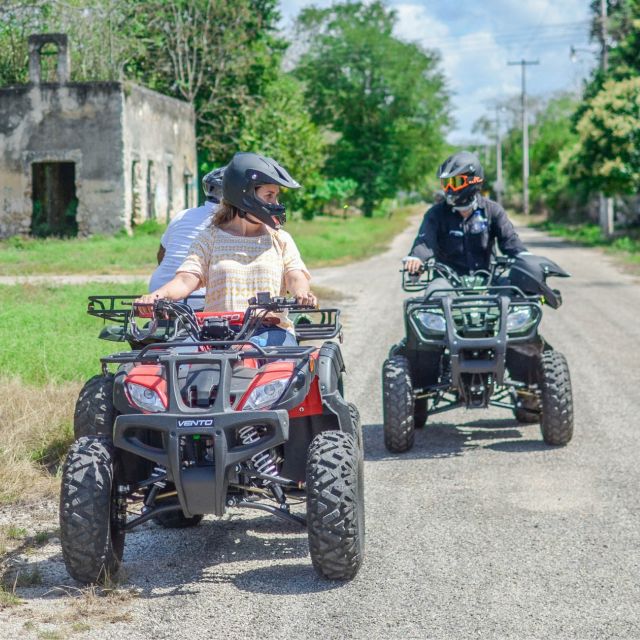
top-left (122, 83), bottom-right (197, 229)
top-left (0, 82), bottom-right (125, 237)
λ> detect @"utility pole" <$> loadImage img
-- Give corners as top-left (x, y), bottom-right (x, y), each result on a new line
top-left (494, 106), bottom-right (504, 206)
top-left (599, 0), bottom-right (614, 236)
top-left (507, 59), bottom-right (539, 216)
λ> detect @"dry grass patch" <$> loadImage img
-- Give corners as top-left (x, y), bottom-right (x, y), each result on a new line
top-left (0, 377), bottom-right (80, 505)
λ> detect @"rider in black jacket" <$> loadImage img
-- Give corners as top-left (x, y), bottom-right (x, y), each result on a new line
top-left (404, 151), bottom-right (527, 276)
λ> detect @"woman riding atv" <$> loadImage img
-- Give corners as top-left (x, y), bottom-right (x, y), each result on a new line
top-left (137, 152), bottom-right (316, 347)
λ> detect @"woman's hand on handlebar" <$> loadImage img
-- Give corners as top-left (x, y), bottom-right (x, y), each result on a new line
top-left (294, 290), bottom-right (317, 307)
top-left (134, 293), bottom-right (162, 318)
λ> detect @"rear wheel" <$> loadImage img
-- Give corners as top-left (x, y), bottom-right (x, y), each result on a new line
top-left (74, 374), bottom-right (115, 439)
top-left (539, 351), bottom-right (574, 446)
top-left (382, 356), bottom-right (415, 453)
top-left (306, 431), bottom-right (364, 580)
top-left (60, 436), bottom-right (125, 584)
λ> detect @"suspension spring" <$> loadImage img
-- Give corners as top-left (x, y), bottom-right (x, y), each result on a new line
top-left (237, 425), bottom-right (279, 477)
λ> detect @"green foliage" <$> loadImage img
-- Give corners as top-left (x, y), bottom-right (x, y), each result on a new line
top-left (529, 94), bottom-right (588, 216)
top-left (238, 74), bottom-right (327, 216)
top-left (128, 0), bottom-right (285, 161)
top-left (0, 1), bottom-right (52, 85)
top-left (295, 1), bottom-right (450, 216)
top-left (571, 77), bottom-right (640, 196)
top-left (308, 177), bottom-right (359, 216)
top-left (535, 220), bottom-right (640, 260)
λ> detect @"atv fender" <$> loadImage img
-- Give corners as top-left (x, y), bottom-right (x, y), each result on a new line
top-left (317, 342), bottom-right (355, 437)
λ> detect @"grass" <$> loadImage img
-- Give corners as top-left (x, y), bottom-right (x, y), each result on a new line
top-left (0, 584), bottom-right (22, 607)
top-left (0, 227), bottom-right (162, 277)
top-left (532, 220), bottom-right (640, 266)
top-left (0, 206), bottom-right (418, 276)
top-left (0, 376), bottom-right (79, 504)
top-left (288, 205), bottom-right (418, 266)
top-left (0, 281), bottom-right (145, 385)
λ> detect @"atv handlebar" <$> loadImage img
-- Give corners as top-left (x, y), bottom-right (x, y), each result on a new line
top-left (401, 256), bottom-right (517, 292)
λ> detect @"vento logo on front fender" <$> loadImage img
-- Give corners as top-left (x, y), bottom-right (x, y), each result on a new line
top-left (177, 419), bottom-right (214, 428)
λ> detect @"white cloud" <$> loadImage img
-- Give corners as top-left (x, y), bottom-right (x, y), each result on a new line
top-left (279, 0), bottom-right (595, 143)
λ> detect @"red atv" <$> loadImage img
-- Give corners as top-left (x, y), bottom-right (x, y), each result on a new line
top-left (60, 293), bottom-right (364, 583)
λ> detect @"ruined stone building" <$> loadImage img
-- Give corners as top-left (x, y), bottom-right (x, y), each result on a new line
top-left (0, 34), bottom-right (197, 238)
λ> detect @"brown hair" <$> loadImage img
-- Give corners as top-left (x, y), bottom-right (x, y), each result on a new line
top-left (211, 199), bottom-right (241, 227)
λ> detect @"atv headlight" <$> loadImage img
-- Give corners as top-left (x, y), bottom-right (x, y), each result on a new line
top-left (506, 306), bottom-right (534, 333)
top-left (126, 382), bottom-right (166, 413)
top-left (414, 311), bottom-right (446, 335)
top-left (243, 378), bottom-right (289, 411)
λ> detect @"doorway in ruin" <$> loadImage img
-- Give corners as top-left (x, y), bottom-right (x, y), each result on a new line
top-left (31, 162), bottom-right (78, 237)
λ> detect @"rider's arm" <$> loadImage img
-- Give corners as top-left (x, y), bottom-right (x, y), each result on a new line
top-left (408, 208), bottom-right (438, 262)
top-left (156, 244), bottom-right (166, 265)
top-left (137, 272), bottom-right (201, 305)
top-left (285, 269), bottom-right (317, 306)
top-left (491, 204), bottom-right (527, 256)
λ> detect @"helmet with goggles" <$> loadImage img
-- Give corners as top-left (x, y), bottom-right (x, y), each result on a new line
top-left (437, 151), bottom-right (484, 209)
top-left (222, 152), bottom-right (300, 230)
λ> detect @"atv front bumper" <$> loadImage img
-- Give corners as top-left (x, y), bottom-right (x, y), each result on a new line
top-left (114, 409), bottom-right (289, 518)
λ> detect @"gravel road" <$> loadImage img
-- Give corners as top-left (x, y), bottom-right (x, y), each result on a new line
top-left (2, 218), bottom-right (639, 640)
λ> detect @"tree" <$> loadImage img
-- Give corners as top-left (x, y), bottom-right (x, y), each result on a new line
top-left (0, 1), bottom-right (55, 86)
top-left (295, 1), bottom-right (450, 216)
top-left (237, 74), bottom-right (327, 217)
top-left (571, 76), bottom-right (640, 196)
top-left (129, 0), bottom-right (284, 161)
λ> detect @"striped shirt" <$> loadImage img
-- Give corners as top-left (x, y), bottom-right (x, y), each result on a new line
top-left (177, 226), bottom-right (310, 328)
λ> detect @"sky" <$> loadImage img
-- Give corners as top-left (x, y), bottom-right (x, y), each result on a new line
top-left (279, 0), bottom-right (597, 144)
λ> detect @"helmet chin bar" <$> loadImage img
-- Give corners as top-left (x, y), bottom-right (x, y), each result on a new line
top-left (238, 197), bottom-right (287, 230)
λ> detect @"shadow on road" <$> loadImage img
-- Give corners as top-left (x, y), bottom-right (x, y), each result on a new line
top-left (362, 417), bottom-right (548, 461)
top-left (8, 513), bottom-right (345, 603)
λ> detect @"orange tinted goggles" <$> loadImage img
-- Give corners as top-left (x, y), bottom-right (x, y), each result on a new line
top-left (441, 175), bottom-right (482, 192)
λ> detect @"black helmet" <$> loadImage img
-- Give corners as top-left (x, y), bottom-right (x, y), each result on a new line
top-left (437, 151), bottom-right (484, 209)
top-left (222, 152), bottom-right (300, 229)
top-left (509, 254), bottom-right (570, 309)
top-left (202, 166), bottom-right (226, 203)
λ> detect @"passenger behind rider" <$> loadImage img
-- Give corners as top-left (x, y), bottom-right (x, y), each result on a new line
top-left (403, 151), bottom-right (528, 298)
top-left (137, 151), bottom-right (316, 348)
top-left (148, 166), bottom-right (226, 310)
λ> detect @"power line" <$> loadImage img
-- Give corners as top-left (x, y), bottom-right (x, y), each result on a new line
top-left (420, 20), bottom-right (590, 48)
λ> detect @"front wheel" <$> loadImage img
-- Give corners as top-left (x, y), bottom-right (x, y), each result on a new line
top-left (306, 431), bottom-right (364, 580)
top-left (73, 374), bottom-right (115, 439)
top-left (382, 356), bottom-right (415, 453)
top-left (60, 437), bottom-right (125, 584)
top-left (539, 351), bottom-right (574, 446)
